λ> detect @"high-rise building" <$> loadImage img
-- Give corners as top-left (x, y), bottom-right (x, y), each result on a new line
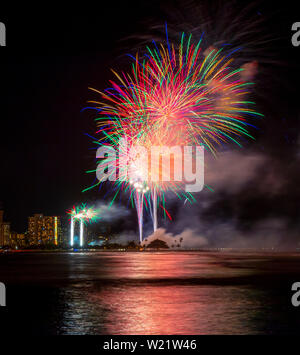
top-left (9, 232), bottom-right (26, 248)
top-left (0, 223), bottom-right (10, 246)
top-left (0, 210), bottom-right (10, 247)
top-left (28, 214), bottom-right (61, 246)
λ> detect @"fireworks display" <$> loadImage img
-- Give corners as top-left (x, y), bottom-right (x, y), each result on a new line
top-left (67, 204), bottom-right (100, 247)
top-left (68, 204), bottom-right (99, 223)
top-left (85, 29), bottom-right (262, 243)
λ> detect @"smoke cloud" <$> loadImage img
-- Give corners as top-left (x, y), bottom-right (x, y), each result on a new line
top-left (101, 147), bottom-right (300, 250)
top-left (94, 202), bottom-right (130, 222)
top-left (141, 227), bottom-right (208, 248)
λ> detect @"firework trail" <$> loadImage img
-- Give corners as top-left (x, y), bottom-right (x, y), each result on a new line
top-left (85, 30), bottom-right (262, 242)
top-left (67, 204), bottom-right (100, 246)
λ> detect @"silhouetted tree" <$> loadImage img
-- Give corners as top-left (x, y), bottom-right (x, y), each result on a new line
top-left (127, 241), bottom-right (137, 249)
top-left (147, 239), bottom-right (169, 249)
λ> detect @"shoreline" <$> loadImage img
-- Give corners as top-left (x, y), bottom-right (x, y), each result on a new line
top-left (1, 248), bottom-right (300, 254)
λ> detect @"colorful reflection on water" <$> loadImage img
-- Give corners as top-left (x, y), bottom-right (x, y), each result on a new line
top-left (1, 251), bottom-right (300, 334)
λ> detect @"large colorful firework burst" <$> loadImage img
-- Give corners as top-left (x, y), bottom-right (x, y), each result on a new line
top-left (84, 31), bottom-right (263, 242)
top-left (67, 204), bottom-right (100, 223)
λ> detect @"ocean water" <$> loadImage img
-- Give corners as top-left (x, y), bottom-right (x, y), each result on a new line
top-left (0, 251), bottom-right (300, 335)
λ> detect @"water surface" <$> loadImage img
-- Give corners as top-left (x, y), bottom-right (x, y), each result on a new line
top-left (0, 251), bottom-right (300, 334)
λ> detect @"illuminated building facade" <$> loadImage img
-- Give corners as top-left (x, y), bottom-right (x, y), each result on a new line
top-left (9, 232), bottom-right (26, 248)
top-left (28, 213), bottom-right (61, 246)
top-left (0, 210), bottom-right (10, 247)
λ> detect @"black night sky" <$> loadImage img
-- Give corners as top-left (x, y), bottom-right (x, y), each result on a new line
top-left (1, 1), bottom-right (300, 247)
